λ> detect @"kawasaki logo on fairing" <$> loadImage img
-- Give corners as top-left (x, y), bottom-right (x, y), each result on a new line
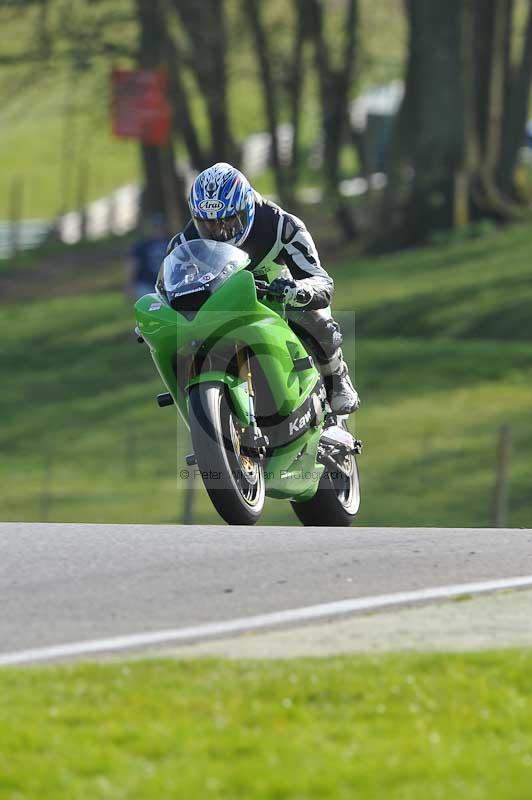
top-left (289, 408), bottom-right (312, 437)
top-left (199, 199), bottom-right (225, 212)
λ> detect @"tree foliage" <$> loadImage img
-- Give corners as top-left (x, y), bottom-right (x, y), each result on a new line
top-left (1, 0), bottom-right (531, 247)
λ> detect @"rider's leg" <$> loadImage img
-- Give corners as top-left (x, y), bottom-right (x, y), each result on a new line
top-left (286, 307), bottom-right (360, 415)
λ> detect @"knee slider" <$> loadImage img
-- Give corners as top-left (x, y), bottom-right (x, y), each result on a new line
top-left (317, 319), bottom-right (343, 359)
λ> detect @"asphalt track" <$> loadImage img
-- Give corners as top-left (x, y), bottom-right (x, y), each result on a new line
top-left (1, 523), bottom-right (532, 664)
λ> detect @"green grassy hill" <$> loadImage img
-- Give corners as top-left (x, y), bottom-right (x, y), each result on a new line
top-left (1, 224), bottom-right (531, 527)
top-left (338, 225), bottom-right (532, 340)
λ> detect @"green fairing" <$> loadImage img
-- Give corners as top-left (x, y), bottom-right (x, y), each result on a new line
top-left (188, 372), bottom-right (251, 427)
top-left (135, 267), bottom-right (324, 501)
top-left (265, 429), bottom-right (325, 500)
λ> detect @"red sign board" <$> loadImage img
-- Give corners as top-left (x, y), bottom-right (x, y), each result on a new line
top-left (111, 69), bottom-right (171, 146)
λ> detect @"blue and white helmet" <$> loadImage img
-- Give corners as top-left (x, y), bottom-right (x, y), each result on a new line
top-left (189, 162), bottom-right (255, 246)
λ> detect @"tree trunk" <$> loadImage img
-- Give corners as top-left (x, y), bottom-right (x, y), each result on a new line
top-left (243, 0), bottom-right (290, 203)
top-left (171, 0), bottom-right (236, 165)
top-left (136, 0), bottom-right (185, 228)
top-left (307, 0), bottom-right (359, 237)
top-left (373, 0), bottom-right (466, 248)
top-left (288, 0), bottom-right (308, 191)
top-left (165, 33), bottom-right (207, 172)
top-left (205, 0), bottom-right (234, 164)
top-left (497, 0), bottom-right (532, 198)
top-left (371, 0), bottom-right (530, 250)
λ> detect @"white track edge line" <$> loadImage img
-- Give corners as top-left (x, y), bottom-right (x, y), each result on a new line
top-left (2, 574), bottom-right (532, 666)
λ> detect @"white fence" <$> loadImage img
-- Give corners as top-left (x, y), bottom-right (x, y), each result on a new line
top-left (0, 116), bottom-right (388, 260)
top-left (0, 183), bottom-right (141, 259)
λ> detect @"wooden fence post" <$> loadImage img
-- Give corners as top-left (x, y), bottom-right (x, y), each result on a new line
top-left (9, 177), bottom-right (24, 255)
top-left (77, 160), bottom-right (89, 241)
top-left (126, 423), bottom-right (138, 478)
top-left (182, 471), bottom-right (195, 525)
top-left (41, 446), bottom-right (53, 522)
top-left (494, 424), bottom-right (512, 528)
top-left (179, 428), bottom-right (195, 524)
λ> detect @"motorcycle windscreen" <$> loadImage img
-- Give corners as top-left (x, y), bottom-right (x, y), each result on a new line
top-left (157, 239), bottom-right (250, 300)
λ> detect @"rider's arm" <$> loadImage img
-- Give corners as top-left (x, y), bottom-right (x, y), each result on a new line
top-left (277, 214), bottom-right (333, 309)
top-left (166, 220), bottom-right (197, 255)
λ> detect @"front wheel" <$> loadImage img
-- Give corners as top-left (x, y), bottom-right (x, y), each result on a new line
top-left (188, 382), bottom-right (265, 525)
top-left (291, 450), bottom-right (360, 527)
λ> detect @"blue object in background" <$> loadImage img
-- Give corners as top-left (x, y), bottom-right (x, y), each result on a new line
top-left (129, 214), bottom-right (169, 298)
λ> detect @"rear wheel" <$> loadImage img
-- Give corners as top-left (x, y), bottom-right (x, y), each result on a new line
top-left (291, 436), bottom-right (360, 527)
top-left (189, 382), bottom-right (265, 525)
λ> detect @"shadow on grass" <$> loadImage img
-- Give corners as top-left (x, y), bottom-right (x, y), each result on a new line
top-left (352, 273), bottom-right (532, 340)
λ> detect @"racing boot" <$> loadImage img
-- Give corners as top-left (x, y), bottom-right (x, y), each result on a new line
top-left (330, 365), bottom-right (360, 414)
top-left (321, 351), bottom-right (360, 415)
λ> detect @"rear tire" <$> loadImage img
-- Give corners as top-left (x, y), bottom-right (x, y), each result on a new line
top-left (291, 451), bottom-right (360, 527)
top-left (189, 383), bottom-right (265, 525)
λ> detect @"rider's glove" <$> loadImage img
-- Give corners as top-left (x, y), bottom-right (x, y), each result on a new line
top-left (269, 277), bottom-right (314, 308)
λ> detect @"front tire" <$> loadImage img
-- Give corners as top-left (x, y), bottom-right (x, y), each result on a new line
top-left (291, 450), bottom-right (360, 527)
top-left (188, 383), bottom-right (265, 525)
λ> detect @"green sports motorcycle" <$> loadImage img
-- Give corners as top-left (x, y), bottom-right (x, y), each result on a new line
top-left (135, 239), bottom-right (361, 526)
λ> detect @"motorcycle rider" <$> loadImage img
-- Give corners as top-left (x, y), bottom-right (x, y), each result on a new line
top-left (167, 162), bottom-right (359, 415)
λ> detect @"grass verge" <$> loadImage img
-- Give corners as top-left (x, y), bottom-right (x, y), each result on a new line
top-left (1, 650), bottom-right (532, 799)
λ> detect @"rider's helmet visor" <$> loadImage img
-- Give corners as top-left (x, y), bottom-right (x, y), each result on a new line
top-left (193, 210), bottom-right (247, 243)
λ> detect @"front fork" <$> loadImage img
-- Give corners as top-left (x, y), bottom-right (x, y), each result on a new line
top-left (236, 347), bottom-right (269, 456)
